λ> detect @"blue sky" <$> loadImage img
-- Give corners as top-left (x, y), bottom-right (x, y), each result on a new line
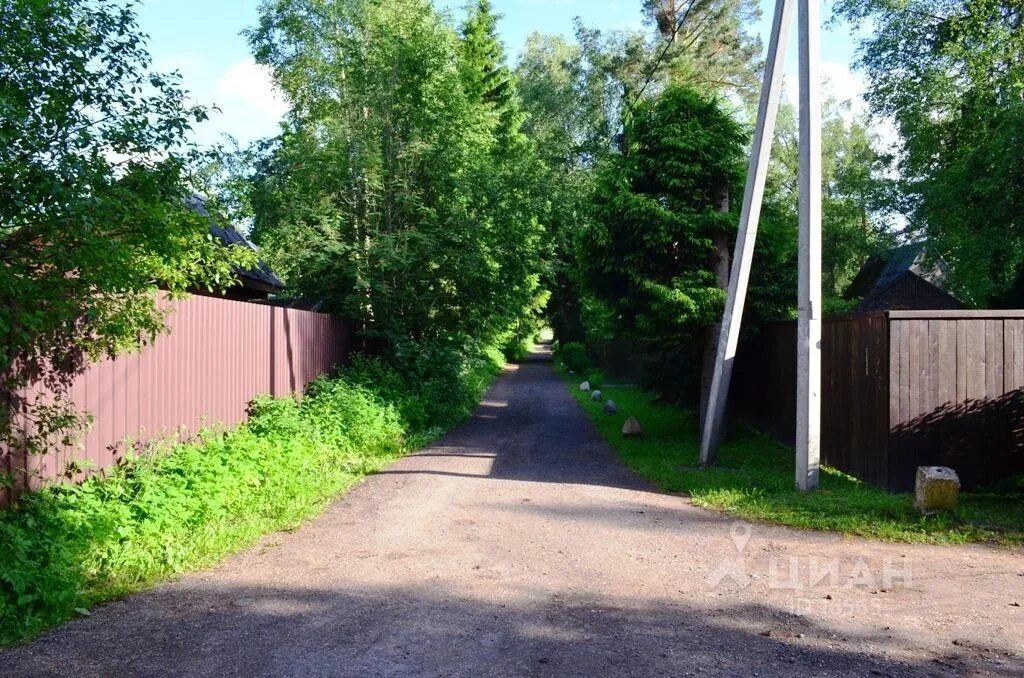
top-left (135, 0), bottom-right (867, 148)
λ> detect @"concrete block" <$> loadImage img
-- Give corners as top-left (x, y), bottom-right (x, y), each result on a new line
top-left (915, 466), bottom-right (960, 513)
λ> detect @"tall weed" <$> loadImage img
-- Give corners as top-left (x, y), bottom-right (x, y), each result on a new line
top-left (0, 342), bottom-right (502, 645)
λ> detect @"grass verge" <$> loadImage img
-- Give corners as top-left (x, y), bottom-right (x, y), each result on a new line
top-left (0, 348), bottom-right (503, 646)
top-left (562, 370), bottom-right (1024, 546)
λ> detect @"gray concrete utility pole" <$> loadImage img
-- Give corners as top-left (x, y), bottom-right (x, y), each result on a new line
top-left (699, 0), bottom-right (822, 491)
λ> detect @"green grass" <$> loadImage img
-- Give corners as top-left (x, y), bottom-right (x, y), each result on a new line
top-left (0, 348), bottom-right (504, 646)
top-left (563, 370), bottom-right (1024, 546)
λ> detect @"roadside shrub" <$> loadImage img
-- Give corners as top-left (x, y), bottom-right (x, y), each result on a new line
top-left (0, 341), bottom-right (500, 646)
top-left (345, 339), bottom-right (503, 439)
top-left (639, 343), bottom-right (703, 406)
top-left (586, 370), bottom-right (605, 390)
top-left (300, 378), bottom-right (404, 455)
top-left (501, 334), bottom-right (532, 362)
top-left (557, 341), bottom-right (589, 374)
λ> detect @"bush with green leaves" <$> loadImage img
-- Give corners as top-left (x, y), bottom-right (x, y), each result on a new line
top-left (556, 341), bottom-right (589, 374)
top-left (344, 342), bottom-right (504, 443)
top-left (0, 343), bottom-right (501, 646)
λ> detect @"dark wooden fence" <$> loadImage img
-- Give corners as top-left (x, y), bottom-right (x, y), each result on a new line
top-left (2, 294), bottom-right (351, 504)
top-left (731, 311), bottom-right (1024, 491)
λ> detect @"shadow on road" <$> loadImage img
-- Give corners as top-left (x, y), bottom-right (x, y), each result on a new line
top-left (374, 349), bottom-right (653, 491)
top-left (5, 582), bottom-right (999, 677)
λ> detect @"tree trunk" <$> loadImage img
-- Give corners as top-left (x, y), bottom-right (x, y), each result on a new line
top-left (699, 182), bottom-right (731, 435)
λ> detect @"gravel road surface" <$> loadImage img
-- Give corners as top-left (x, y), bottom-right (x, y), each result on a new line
top-left (4, 349), bottom-right (1023, 676)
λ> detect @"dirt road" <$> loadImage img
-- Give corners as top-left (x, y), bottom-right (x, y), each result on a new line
top-left (4, 351), bottom-right (1023, 676)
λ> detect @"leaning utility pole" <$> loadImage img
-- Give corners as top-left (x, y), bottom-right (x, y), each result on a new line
top-left (699, 0), bottom-right (822, 491)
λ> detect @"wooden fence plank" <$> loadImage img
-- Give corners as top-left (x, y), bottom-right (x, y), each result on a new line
top-left (890, 320), bottom-right (902, 430)
top-left (914, 320), bottom-right (930, 418)
top-left (967, 321), bottom-right (987, 401)
top-left (937, 321), bottom-right (957, 406)
top-left (897, 320), bottom-right (909, 423)
top-left (1006, 320), bottom-right (1024, 391)
top-left (956, 320), bottom-right (968, 403)
top-left (986, 319), bottom-right (1004, 398)
top-left (873, 315), bottom-right (890, 488)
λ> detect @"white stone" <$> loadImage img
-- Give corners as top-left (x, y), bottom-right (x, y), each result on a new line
top-left (590, 390), bottom-right (602, 401)
top-left (579, 381), bottom-right (590, 391)
top-left (622, 416), bottom-right (643, 437)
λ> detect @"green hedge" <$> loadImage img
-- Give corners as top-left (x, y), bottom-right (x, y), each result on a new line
top-left (555, 341), bottom-right (589, 374)
top-left (0, 347), bottom-right (503, 645)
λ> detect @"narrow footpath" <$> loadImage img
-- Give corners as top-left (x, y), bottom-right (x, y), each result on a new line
top-left (4, 349), bottom-right (1022, 676)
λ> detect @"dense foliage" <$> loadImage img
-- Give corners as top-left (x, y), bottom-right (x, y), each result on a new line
top-left (580, 86), bottom-right (745, 398)
top-left (516, 1), bottom-right (896, 402)
top-left (766, 98), bottom-right (896, 313)
top-left (0, 0), bottom-right (251, 462)
top-left (834, 0), bottom-right (1024, 305)
top-left (0, 350), bottom-right (502, 645)
top-left (244, 0), bottom-right (546, 361)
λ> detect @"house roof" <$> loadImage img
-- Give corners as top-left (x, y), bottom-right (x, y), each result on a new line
top-left (185, 194), bottom-right (285, 292)
top-left (845, 242), bottom-right (964, 312)
top-left (846, 243), bottom-right (930, 298)
top-left (856, 271), bottom-right (965, 312)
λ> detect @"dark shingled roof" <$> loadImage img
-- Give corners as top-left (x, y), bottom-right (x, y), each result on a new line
top-left (855, 271), bottom-right (965, 312)
top-left (186, 194), bottom-right (285, 291)
top-left (845, 242), bottom-right (964, 312)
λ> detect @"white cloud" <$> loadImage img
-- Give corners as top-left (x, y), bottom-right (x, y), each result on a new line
top-left (156, 56), bottom-right (291, 147)
top-left (821, 61), bottom-right (868, 116)
top-left (215, 58), bottom-right (290, 120)
top-left (143, 53), bottom-right (288, 147)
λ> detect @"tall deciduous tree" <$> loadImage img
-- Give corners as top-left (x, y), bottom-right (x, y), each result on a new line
top-left (515, 31), bottom-right (629, 343)
top-left (766, 98), bottom-right (896, 310)
top-left (834, 0), bottom-right (1024, 304)
top-left (247, 0), bottom-right (545, 357)
top-left (0, 0), bottom-right (249, 462)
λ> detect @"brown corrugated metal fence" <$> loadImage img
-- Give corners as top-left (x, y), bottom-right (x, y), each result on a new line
top-left (732, 311), bottom-right (1024, 491)
top-left (3, 294), bottom-right (350, 503)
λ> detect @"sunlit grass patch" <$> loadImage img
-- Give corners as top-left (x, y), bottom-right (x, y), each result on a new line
top-left (561, 368), bottom-right (1024, 546)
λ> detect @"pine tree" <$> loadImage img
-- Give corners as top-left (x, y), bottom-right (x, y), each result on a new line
top-left (641, 0), bottom-right (763, 95)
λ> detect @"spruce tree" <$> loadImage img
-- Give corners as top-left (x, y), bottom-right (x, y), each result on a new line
top-left (458, 0), bottom-right (522, 142)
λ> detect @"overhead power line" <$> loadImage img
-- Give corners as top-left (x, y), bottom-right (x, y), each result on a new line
top-left (621, 2), bottom-right (698, 124)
